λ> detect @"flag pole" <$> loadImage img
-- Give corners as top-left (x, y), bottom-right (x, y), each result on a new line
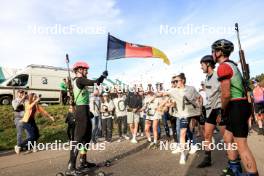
top-left (105, 32), bottom-right (110, 71)
top-left (105, 58), bottom-right (108, 71)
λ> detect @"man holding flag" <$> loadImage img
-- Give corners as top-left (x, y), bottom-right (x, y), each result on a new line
top-left (66, 61), bottom-right (108, 175)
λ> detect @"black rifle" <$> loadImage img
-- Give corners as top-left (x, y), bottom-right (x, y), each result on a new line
top-left (65, 54), bottom-right (75, 106)
top-left (235, 23), bottom-right (255, 119)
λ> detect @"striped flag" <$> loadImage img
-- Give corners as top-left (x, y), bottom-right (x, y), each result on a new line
top-left (106, 34), bottom-right (170, 65)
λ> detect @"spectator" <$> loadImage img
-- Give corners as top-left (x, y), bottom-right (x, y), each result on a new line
top-left (60, 78), bottom-right (68, 105)
top-left (65, 106), bottom-right (75, 141)
top-left (90, 88), bottom-right (101, 143)
top-left (18, 93), bottom-right (54, 153)
top-left (101, 93), bottom-right (114, 143)
top-left (113, 92), bottom-right (129, 142)
top-left (125, 86), bottom-right (143, 144)
top-left (12, 90), bottom-right (31, 154)
top-left (253, 80), bottom-right (264, 135)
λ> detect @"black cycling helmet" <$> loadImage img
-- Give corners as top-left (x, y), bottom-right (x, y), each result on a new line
top-left (200, 55), bottom-right (216, 68)
top-left (211, 39), bottom-right (234, 56)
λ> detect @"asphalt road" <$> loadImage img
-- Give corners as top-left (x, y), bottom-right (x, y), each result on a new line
top-left (0, 131), bottom-right (263, 176)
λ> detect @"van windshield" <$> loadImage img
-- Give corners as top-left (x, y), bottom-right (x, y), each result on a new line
top-left (7, 74), bottom-right (29, 86)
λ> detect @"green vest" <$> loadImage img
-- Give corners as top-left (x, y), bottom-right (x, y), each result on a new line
top-left (73, 78), bottom-right (90, 105)
top-left (225, 61), bottom-right (245, 99)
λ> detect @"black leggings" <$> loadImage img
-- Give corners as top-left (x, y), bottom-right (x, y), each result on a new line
top-left (67, 124), bottom-right (75, 141)
top-left (69, 105), bottom-right (92, 167)
top-left (74, 105), bottom-right (92, 143)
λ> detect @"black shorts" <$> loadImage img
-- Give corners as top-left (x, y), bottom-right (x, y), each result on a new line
top-left (225, 100), bottom-right (251, 138)
top-left (206, 108), bottom-right (226, 126)
top-left (254, 102), bottom-right (264, 114)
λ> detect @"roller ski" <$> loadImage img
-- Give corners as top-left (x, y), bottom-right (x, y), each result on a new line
top-left (56, 160), bottom-right (111, 176)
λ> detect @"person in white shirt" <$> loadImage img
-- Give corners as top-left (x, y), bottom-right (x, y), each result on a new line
top-left (143, 90), bottom-right (156, 144)
top-left (113, 92), bottom-right (129, 142)
top-left (197, 55), bottom-right (226, 168)
top-left (166, 73), bottom-right (202, 165)
top-left (100, 93), bottom-right (114, 143)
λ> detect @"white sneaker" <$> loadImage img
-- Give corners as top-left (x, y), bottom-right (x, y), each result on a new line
top-left (32, 147), bottom-right (38, 153)
top-left (123, 135), bottom-right (130, 140)
top-left (14, 145), bottom-right (21, 154)
top-left (140, 133), bottom-right (144, 137)
top-left (117, 138), bottom-right (122, 143)
top-left (189, 144), bottom-right (198, 154)
top-left (130, 138), bottom-right (138, 144)
top-left (179, 152), bottom-right (186, 165)
top-left (136, 133), bottom-right (140, 137)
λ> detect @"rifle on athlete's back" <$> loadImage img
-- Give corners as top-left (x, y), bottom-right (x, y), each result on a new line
top-left (65, 54), bottom-right (75, 107)
top-left (235, 23), bottom-right (255, 119)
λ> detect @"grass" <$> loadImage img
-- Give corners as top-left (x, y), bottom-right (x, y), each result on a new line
top-left (0, 105), bottom-right (69, 151)
top-left (0, 105), bottom-right (119, 151)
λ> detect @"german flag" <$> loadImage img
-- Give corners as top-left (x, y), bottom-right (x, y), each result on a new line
top-left (106, 34), bottom-right (170, 65)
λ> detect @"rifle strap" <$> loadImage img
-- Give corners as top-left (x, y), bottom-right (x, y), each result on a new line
top-left (74, 88), bottom-right (83, 105)
top-left (72, 77), bottom-right (84, 106)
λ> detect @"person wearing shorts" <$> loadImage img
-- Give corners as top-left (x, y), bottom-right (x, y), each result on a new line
top-left (167, 76), bottom-right (180, 143)
top-left (253, 81), bottom-right (264, 135)
top-left (212, 39), bottom-right (258, 176)
top-left (125, 86), bottom-right (143, 144)
top-left (166, 73), bottom-right (202, 165)
top-left (197, 55), bottom-right (226, 168)
top-left (143, 89), bottom-right (158, 148)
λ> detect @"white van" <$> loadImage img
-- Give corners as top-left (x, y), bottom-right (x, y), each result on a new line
top-left (0, 65), bottom-right (72, 105)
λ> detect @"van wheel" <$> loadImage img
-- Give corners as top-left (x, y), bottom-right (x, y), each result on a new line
top-left (0, 95), bottom-right (12, 105)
